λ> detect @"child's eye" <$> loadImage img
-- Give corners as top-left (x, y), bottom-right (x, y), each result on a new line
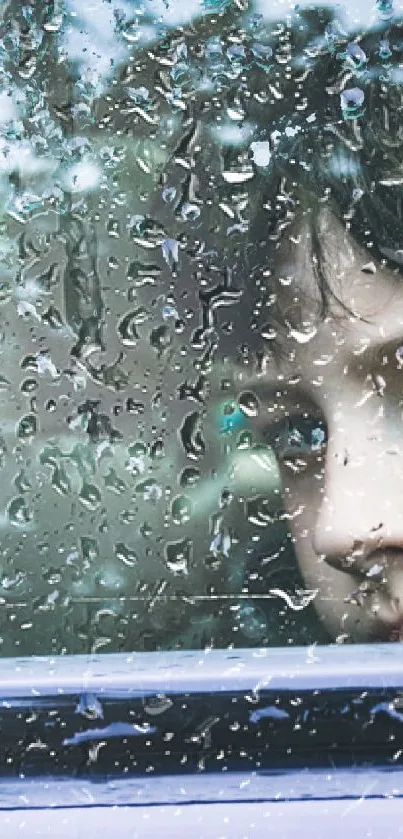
top-left (264, 415), bottom-right (328, 459)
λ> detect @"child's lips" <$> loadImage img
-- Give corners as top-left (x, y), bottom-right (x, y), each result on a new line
top-left (343, 576), bottom-right (403, 641)
top-left (371, 611), bottom-right (403, 642)
top-left (388, 620), bottom-right (403, 642)
top-left (389, 627), bottom-right (403, 642)
top-left (339, 548), bottom-right (403, 625)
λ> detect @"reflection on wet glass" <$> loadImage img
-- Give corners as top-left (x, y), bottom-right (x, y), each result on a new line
top-left (2, 0), bottom-right (399, 654)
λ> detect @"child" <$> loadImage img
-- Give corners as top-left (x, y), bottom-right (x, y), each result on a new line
top-left (145, 3), bottom-right (403, 644)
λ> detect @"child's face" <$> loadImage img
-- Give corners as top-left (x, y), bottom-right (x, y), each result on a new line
top-left (243, 210), bottom-right (403, 643)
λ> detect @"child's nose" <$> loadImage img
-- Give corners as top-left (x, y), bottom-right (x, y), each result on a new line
top-left (312, 432), bottom-right (403, 566)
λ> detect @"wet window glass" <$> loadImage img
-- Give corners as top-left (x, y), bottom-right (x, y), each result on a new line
top-left (1, 0), bottom-right (403, 656)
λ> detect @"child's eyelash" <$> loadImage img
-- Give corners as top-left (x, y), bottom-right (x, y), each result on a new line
top-left (263, 415), bottom-right (328, 458)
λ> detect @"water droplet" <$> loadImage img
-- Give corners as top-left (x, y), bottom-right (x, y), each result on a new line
top-left (107, 218), bottom-right (120, 238)
top-left (238, 391), bottom-right (259, 418)
top-left (21, 355), bottom-right (37, 373)
top-left (288, 324), bottom-right (318, 344)
top-left (222, 169), bottom-right (254, 184)
top-left (150, 439), bottom-right (165, 459)
top-left (210, 529), bottom-right (231, 557)
top-left (44, 13), bottom-right (63, 32)
top-left (246, 497), bottom-right (276, 527)
top-left (36, 351), bottom-right (59, 378)
top-left (234, 602), bottom-right (268, 643)
top-left (20, 378), bottom-right (38, 395)
top-left (311, 427), bottom-right (326, 450)
top-left (114, 542), bottom-right (137, 567)
top-left (251, 41), bottom-right (273, 70)
top-left (51, 466), bottom-right (72, 496)
top-left (376, 0), bottom-right (394, 21)
top-left (79, 482), bottom-right (101, 510)
top-left (372, 373), bottom-right (386, 396)
top-left (43, 567), bottom-right (62, 586)
top-left (361, 261), bottom-right (376, 274)
top-left (324, 20), bottom-right (346, 51)
top-left (136, 479), bottom-right (162, 503)
top-left (126, 398), bottom-right (145, 416)
top-left (150, 324), bottom-right (171, 353)
top-left (17, 414), bottom-right (37, 439)
top-left (0, 282), bottom-right (11, 304)
top-left (117, 311), bottom-right (140, 345)
top-left (81, 537), bottom-right (99, 562)
top-left (162, 303), bottom-right (179, 321)
top-left (162, 186), bottom-right (177, 203)
top-left (237, 430), bottom-right (253, 449)
top-left (144, 695), bottom-right (173, 716)
top-left (7, 496), bottom-right (33, 527)
top-left (219, 400), bottom-right (245, 434)
top-left (128, 441), bottom-right (147, 457)
top-left (342, 42), bottom-right (367, 71)
top-left (250, 141), bottom-right (271, 168)
top-left (127, 260), bottom-right (161, 287)
top-left (171, 495), bottom-right (192, 525)
top-left (104, 468), bottom-right (126, 495)
top-left (180, 202), bottom-right (201, 221)
top-left (161, 238), bottom-right (179, 273)
top-left (39, 445), bottom-right (60, 470)
top-left (174, 319), bottom-right (185, 334)
top-left (340, 87), bottom-right (365, 120)
top-left (0, 569), bottom-right (27, 591)
top-left (139, 520), bottom-right (153, 537)
top-left (220, 489), bottom-right (233, 509)
top-left (179, 411), bottom-right (205, 460)
top-left (119, 509), bottom-right (137, 525)
top-left (179, 467), bottom-right (201, 488)
top-left (379, 38), bottom-right (392, 61)
top-left (165, 539), bottom-right (192, 575)
top-left (14, 470), bottom-right (31, 493)
top-left (19, 53), bottom-right (37, 80)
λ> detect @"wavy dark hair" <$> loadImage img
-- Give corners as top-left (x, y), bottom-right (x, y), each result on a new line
top-left (109, 3), bottom-right (403, 366)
